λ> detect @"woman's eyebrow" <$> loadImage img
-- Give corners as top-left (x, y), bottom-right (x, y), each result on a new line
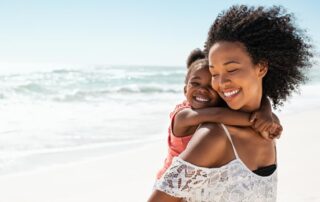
top-left (223, 60), bottom-right (240, 65)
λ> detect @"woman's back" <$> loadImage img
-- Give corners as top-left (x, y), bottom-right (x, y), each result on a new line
top-left (154, 123), bottom-right (277, 202)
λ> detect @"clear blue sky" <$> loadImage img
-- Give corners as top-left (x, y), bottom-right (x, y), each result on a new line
top-left (0, 0), bottom-right (319, 67)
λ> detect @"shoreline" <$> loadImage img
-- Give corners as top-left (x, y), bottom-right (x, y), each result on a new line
top-left (0, 136), bottom-right (165, 177)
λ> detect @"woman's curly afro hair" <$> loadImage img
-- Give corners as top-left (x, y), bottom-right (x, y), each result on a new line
top-left (204, 5), bottom-right (313, 108)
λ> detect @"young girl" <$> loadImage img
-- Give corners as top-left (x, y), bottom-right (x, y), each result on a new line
top-left (156, 48), bottom-right (282, 179)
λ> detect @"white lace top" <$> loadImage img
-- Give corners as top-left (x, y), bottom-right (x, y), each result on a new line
top-left (154, 124), bottom-right (277, 202)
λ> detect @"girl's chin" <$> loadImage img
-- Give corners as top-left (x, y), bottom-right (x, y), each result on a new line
top-left (191, 102), bottom-right (211, 109)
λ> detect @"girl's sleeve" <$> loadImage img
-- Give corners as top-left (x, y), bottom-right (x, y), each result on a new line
top-left (153, 157), bottom-right (209, 198)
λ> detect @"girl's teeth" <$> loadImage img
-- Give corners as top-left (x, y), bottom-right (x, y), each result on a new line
top-left (223, 90), bottom-right (240, 97)
top-left (195, 97), bottom-right (209, 102)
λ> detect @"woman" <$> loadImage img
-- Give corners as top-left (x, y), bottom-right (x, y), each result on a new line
top-left (148, 5), bottom-right (312, 202)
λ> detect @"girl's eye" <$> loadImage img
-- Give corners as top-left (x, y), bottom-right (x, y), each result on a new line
top-left (190, 82), bottom-right (199, 86)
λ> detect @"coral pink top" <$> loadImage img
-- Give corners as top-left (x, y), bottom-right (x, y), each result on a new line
top-left (156, 101), bottom-right (193, 179)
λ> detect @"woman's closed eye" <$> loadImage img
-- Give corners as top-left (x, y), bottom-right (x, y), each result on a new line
top-left (227, 69), bottom-right (239, 73)
top-left (211, 74), bottom-right (219, 79)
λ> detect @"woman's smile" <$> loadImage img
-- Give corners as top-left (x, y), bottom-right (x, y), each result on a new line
top-left (221, 88), bottom-right (241, 99)
top-left (218, 88), bottom-right (242, 107)
top-left (209, 41), bottom-right (265, 111)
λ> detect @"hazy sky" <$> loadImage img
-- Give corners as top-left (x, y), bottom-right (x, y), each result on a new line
top-left (0, 0), bottom-right (319, 67)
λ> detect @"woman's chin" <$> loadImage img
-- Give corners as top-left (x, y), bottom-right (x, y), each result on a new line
top-left (225, 101), bottom-right (242, 110)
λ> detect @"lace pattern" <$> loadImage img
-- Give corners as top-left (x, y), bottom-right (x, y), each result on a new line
top-left (154, 157), bottom-right (277, 202)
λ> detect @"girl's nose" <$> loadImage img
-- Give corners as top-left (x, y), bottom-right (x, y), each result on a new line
top-left (198, 85), bottom-right (211, 93)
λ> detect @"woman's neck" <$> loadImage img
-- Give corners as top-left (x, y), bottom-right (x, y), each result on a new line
top-left (240, 91), bottom-right (262, 113)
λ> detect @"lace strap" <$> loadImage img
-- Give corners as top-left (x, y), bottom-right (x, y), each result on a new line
top-left (220, 124), bottom-right (240, 159)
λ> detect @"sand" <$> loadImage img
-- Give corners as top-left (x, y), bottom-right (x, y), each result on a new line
top-left (0, 108), bottom-right (319, 202)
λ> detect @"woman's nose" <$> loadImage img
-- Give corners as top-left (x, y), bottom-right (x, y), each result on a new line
top-left (211, 74), bottom-right (231, 90)
top-left (218, 75), bottom-right (231, 88)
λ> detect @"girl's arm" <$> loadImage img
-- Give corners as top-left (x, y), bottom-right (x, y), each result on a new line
top-left (173, 107), bottom-right (253, 136)
top-left (251, 96), bottom-right (273, 132)
top-left (251, 97), bottom-right (283, 139)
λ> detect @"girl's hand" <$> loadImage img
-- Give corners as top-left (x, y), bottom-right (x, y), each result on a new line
top-left (250, 111), bottom-right (283, 140)
top-left (268, 124), bottom-right (283, 139)
top-left (250, 110), bottom-right (273, 133)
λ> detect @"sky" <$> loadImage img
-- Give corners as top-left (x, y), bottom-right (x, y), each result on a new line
top-left (0, 0), bottom-right (319, 68)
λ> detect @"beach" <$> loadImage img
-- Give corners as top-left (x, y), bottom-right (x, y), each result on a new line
top-left (1, 0), bottom-right (319, 200)
top-left (0, 107), bottom-right (319, 202)
top-left (0, 66), bottom-right (319, 202)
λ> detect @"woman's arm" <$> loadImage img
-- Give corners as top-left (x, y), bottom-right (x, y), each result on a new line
top-left (148, 123), bottom-right (227, 202)
top-left (148, 190), bottom-right (182, 202)
top-left (179, 123), bottom-right (229, 167)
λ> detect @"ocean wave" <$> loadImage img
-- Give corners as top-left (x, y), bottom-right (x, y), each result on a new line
top-left (0, 66), bottom-right (185, 102)
top-left (53, 87), bottom-right (181, 102)
top-left (0, 86), bottom-right (181, 102)
top-left (116, 86), bottom-right (181, 93)
top-left (14, 83), bottom-right (53, 94)
top-left (51, 69), bottom-right (81, 74)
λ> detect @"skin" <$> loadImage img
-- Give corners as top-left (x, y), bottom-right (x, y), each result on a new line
top-left (174, 64), bottom-right (257, 137)
top-left (148, 41), bottom-right (277, 202)
top-left (209, 41), bottom-right (281, 137)
top-left (184, 64), bottom-right (220, 109)
top-left (209, 41), bottom-right (268, 112)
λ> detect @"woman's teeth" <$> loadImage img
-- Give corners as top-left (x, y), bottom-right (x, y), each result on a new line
top-left (223, 89), bottom-right (240, 97)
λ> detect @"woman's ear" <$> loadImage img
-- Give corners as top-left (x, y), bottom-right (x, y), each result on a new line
top-left (184, 86), bottom-right (187, 95)
top-left (257, 61), bottom-right (268, 78)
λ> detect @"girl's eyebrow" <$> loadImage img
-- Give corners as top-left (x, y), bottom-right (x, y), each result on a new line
top-left (190, 76), bottom-right (201, 80)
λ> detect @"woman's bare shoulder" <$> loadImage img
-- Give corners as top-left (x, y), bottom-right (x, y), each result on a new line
top-left (226, 125), bottom-right (276, 168)
top-left (179, 123), bottom-right (232, 168)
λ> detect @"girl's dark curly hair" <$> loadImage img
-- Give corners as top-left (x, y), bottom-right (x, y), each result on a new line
top-left (204, 5), bottom-right (313, 108)
top-left (185, 48), bottom-right (208, 84)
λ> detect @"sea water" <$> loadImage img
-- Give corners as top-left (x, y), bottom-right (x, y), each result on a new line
top-left (0, 65), bottom-right (319, 175)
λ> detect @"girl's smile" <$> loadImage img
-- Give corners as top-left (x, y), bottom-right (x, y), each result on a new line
top-left (184, 66), bottom-right (220, 109)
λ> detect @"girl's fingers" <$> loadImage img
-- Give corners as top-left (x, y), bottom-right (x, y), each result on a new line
top-left (250, 112), bottom-right (257, 123)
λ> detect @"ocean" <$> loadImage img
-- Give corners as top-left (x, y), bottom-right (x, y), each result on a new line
top-left (0, 65), bottom-right (319, 175)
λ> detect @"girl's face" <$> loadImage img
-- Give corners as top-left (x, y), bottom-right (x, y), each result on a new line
top-left (208, 41), bottom-right (267, 112)
top-left (184, 65), bottom-right (220, 109)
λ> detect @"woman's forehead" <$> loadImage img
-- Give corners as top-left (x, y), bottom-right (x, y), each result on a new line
top-left (208, 42), bottom-right (251, 66)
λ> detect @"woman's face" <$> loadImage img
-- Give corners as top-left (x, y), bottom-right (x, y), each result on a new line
top-left (184, 66), bottom-right (221, 109)
top-left (208, 41), bottom-right (267, 112)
